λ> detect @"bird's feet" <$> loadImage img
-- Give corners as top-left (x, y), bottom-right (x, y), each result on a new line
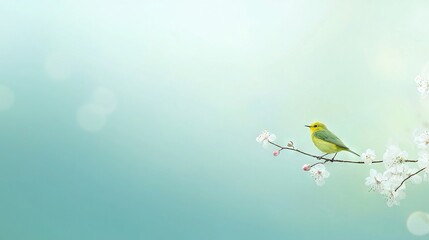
top-left (317, 153), bottom-right (329, 160)
top-left (330, 153), bottom-right (338, 162)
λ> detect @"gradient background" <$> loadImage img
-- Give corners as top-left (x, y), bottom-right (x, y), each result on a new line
top-left (1, 0), bottom-right (429, 239)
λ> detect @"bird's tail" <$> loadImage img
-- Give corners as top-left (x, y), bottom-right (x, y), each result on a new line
top-left (347, 149), bottom-right (360, 157)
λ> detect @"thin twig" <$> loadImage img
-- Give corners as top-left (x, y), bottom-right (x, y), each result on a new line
top-left (395, 167), bottom-right (426, 191)
top-left (310, 161), bottom-right (327, 168)
top-left (268, 140), bottom-right (418, 164)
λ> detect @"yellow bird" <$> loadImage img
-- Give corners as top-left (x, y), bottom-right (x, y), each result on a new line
top-left (305, 121), bottom-right (359, 160)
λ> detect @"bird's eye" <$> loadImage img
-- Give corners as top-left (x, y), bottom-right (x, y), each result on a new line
top-left (314, 125), bottom-right (318, 127)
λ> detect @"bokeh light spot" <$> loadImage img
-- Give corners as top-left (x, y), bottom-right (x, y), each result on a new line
top-left (407, 211), bottom-right (429, 236)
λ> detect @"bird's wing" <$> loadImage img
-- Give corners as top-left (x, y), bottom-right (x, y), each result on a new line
top-left (313, 130), bottom-right (348, 149)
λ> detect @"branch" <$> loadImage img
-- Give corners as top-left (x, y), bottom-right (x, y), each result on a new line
top-left (395, 167), bottom-right (426, 191)
top-left (268, 140), bottom-right (418, 164)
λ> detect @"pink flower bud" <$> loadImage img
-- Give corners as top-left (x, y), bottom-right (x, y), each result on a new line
top-left (273, 150), bottom-right (280, 157)
top-left (302, 164), bottom-right (311, 171)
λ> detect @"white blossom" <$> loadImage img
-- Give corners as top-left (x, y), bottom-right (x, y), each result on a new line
top-left (384, 165), bottom-right (408, 179)
top-left (384, 164), bottom-right (423, 186)
top-left (382, 176), bottom-right (406, 207)
top-left (383, 145), bottom-right (408, 169)
top-left (365, 169), bottom-right (386, 193)
top-left (361, 149), bottom-right (376, 165)
top-left (309, 164), bottom-right (330, 186)
top-left (256, 130), bottom-right (276, 147)
top-left (415, 130), bottom-right (429, 149)
top-left (384, 187), bottom-right (406, 207)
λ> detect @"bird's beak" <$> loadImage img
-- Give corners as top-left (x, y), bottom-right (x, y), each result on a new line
top-left (305, 125), bottom-right (310, 128)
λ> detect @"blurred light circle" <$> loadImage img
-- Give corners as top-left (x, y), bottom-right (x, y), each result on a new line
top-left (407, 211), bottom-right (429, 236)
top-left (0, 85), bottom-right (15, 111)
top-left (92, 87), bottom-right (117, 114)
top-left (45, 52), bottom-right (72, 81)
top-left (77, 103), bottom-right (107, 132)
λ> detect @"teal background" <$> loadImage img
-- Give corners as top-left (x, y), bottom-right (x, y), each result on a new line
top-left (1, 0), bottom-right (429, 239)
